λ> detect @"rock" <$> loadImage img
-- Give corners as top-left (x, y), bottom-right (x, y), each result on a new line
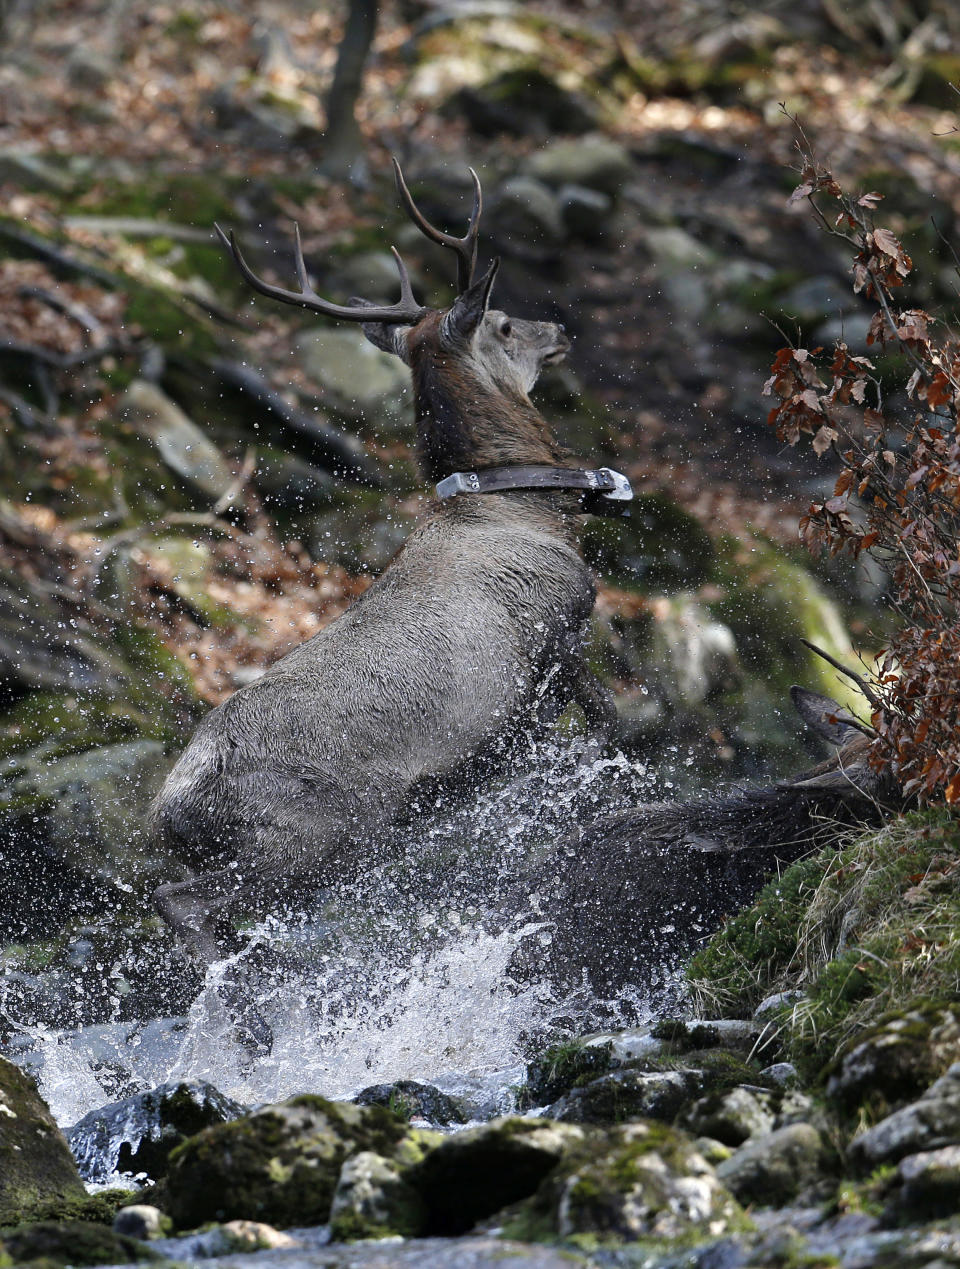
top-left (329, 1150), bottom-right (426, 1240)
top-left (522, 1039), bottom-right (613, 1107)
top-left (450, 68), bottom-right (598, 138)
top-left (294, 326), bottom-right (411, 427)
top-left (120, 380), bottom-right (236, 502)
top-left (163, 1094), bottom-right (423, 1230)
top-left (68, 1080), bottom-right (246, 1183)
top-left (410, 1117), bottom-right (586, 1235)
top-left (335, 250), bottom-right (423, 305)
top-left (66, 47), bottom-right (114, 91)
top-left (848, 1063), bottom-right (960, 1170)
top-left (492, 176), bottom-right (564, 245)
top-left (204, 1220), bottom-right (298, 1253)
top-left (0, 1220), bottom-right (152, 1265)
top-left (354, 1080), bottom-right (466, 1127)
top-left (529, 136), bottom-right (633, 197)
top-left (761, 1063), bottom-right (799, 1087)
top-left (754, 991), bottom-right (805, 1020)
top-left (896, 1143), bottom-right (960, 1219)
top-left (681, 1086), bottom-right (777, 1147)
top-left (779, 274), bottom-right (855, 325)
top-left (547, 1068), bottom-right (702, 1125)
top-left (113, 1204), bottom-right (168, 1239)
top-left (579, 491), bottom-right (715, 593)
top-left (579, 1028), bottom-right (664, 1063)
top-left (643, 226), bottom-right (718, 321)
top-left (558, 183), bottom-right (613, 240)
top-left (716, 1122), bottom-right (826, 1206)
top-left (511, 1120), bottom-right (744, 1242)
top-left (0, 1055), bottom-right (85, 1224)
top-left (827, 1004), bottom-right (960, 1112)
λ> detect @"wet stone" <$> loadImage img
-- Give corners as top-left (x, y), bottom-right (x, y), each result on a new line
top-left (848, 1063), bottom-right (960, 1170)
top-left (546, 1067), bottom-right (702, 1125)
top-left (826, 1004), bottom-right (960, 1112)
top-left (113, 1203), bottom-right (168, 1239)
top-left (68, 1079), bottom-right (246, 1183)
top-left (353, 1079), bottom-right (466, 1127)
top-left (895, 1143), bottom-right (960, 1219)
top-left (329, 1150), bottom-right (426, 1241)
top-left (0, 1055), bottom-right (85, 1224)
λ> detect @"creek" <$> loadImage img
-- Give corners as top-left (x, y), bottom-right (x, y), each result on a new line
top-left (4, 736), bottom-right (689, 1133)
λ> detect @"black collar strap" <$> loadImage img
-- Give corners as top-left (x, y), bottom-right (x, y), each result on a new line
top-left (436, 465), bottom-right (633, 508)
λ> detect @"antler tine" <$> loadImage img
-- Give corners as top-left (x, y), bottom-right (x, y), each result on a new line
top-left (392, 157), bottom-right (482, 293)
top-left (213, 222), bottom-right (427, 325)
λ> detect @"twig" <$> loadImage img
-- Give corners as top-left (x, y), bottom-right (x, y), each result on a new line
top-left (16, 285), bottom-right (103, 335)
top-left (800, 638), bottom-right (883, 711)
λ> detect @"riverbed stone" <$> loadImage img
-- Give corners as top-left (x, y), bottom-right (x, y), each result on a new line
top-left (895, 1143), bottom-right (960, 1219)
top-left (547, 1067), bottom-right (701, 1125)
top-left (716, 1122), bottom-right (826, 1206)
top-left (0, 1055), bottom-right (85, 1224)
top-left (329, 1150), bottom-right (426, 1240)
top-left (411, 1118), bottom-right (586, 1235)
top-left (508, 1120), bottom-right (745, 1243)
top-left (848, 1063), bottom-right (960, 1170)
top-left (681, 1086), bottom-right (777, 1146)
top-left (826, 1004), bottom-right (960, 1112)
top-left (68, 1080), bottom-right (246, 1183)
top-left (164, 1094), bottom-right (422, 1230)
top-left (113, 1204), bottom-right (169, 1239)
top-left (354, 1080), bottom-right (466, 1126)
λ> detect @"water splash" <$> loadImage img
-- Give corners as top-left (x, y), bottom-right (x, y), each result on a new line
top-left (15, 738), bottom-right (679, 1127)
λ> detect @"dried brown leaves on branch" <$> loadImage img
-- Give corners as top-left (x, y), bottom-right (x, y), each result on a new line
top-left (764, 123), bottom-right (960, 804)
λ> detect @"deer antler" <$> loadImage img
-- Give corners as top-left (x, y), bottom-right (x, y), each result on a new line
top-left (213, 223), bottom-right (428, 325)
top-left (392, 157), bottom-right (482, 293)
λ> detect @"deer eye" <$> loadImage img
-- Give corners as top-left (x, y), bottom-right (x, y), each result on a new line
top-left (499, 319), bottom-right (512, 338)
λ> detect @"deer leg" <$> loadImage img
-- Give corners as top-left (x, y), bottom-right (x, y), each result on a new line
top-left (153, 868), bottom-right (275, 1058)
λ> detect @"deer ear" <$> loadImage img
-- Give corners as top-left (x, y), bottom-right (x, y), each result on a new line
top-left (443, 258), bottom-right (499, 343)
top-left (359, 318), bottom-right (412, 363)
top-left (790, 685), bottom-right (862, 746)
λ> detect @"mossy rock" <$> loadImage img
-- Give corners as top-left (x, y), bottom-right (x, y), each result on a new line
top-left (163, 1095), bottom-right (415, 1231)
top-left (329, 1150), bottom-right (427, 1242)
top-left (448, 67), bottom-right (599, 137)
top-left (520, 1039), bottom-right (613, 1108)
top-left (410, 1118), bottom-right (588, 1236)
top-left (580, 494), bottom-right (714, 593)
top-left (0, 1219), bottom-right (156, 1265)
top-left (503, 1119), bottom-right (747, 1244)
top-left (0, 1057), bottom-right (85, 1226)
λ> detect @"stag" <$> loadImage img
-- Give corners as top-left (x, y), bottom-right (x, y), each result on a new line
top-left (519, 685), bottom-right (902, 1005)
top-left (150, 160), bottom-right (630, 1046)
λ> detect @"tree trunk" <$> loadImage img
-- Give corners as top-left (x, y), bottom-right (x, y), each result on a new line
top-left (322, 0), bottom-right (378, 182)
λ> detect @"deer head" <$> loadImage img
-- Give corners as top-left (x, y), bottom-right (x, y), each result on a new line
top-left (216, 160), bottom-right (571, 482)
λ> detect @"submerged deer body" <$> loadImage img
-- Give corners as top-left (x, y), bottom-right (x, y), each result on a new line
top-left (150, 163), bottom-right (620, 1008)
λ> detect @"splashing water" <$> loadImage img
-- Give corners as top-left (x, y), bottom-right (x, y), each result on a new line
top-left (15, 738), bottom-right (677, 1127)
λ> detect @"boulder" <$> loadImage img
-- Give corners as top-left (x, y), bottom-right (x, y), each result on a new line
top-left (450, 68), bottom-right (598, 138)
top-left (827, 1005), bottom-right (960, 1112)
top-left (522, 1039), bottom-right (613, 1107)
top-left (0, 1220), bottom-right (153, 1266)
top-left (492, 177), bottom-right (564, 245)
top-left (163, 1094), bottom-right (424, 1230)
top-left (529, 136), bottom-right (633, 197)
top-left (113, 1205), bottom-right (169, 1239)
top-left (68, 1080), bottom-right (246, 1183)
top-left (410, 1118), bottom-right (587, 1235)
top-left (0, 1055), bottom-right (85, 1224)
top-left (895, 1143), bottom-right (960, 1219)
top-left (294, 327), bottom-right (410, 428)
top-left (547, 1068), bottom-right (702, 1125)
top-left (558, 183), bottom-right (613, 240)
top-left (848, 1063), bottom-right (960, 1170)
top-left (510, 1120), bottom-right (744, 1243)
top-left (120, 380), bottom-right (236, 502)
top-left (329, 1150), bottom-right (426, 1240)
top-left (354, 1079), bottom-right (466, 1126)
top-left (681, 1087), bottom-right (777, 1147)
top-left (716, 1122), bottom-right (826, 1206)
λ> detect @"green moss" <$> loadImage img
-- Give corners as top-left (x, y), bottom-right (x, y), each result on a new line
top-left (17, 1189), bottom-right (138, 1227)
top-left (0, 1220), bottom-right (157, 1265)
top-left (690, 809), bottom-right (960, 1080)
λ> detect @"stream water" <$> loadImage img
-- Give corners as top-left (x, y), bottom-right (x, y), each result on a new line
top-left (6, 738), bottom-right (692, 1128)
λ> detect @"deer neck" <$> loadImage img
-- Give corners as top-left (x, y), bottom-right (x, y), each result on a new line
top-left (412, 354), bottom-right (565, 485)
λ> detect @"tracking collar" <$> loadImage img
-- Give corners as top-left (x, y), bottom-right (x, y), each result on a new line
top-left (436, 465), bottom-right (633, 516)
